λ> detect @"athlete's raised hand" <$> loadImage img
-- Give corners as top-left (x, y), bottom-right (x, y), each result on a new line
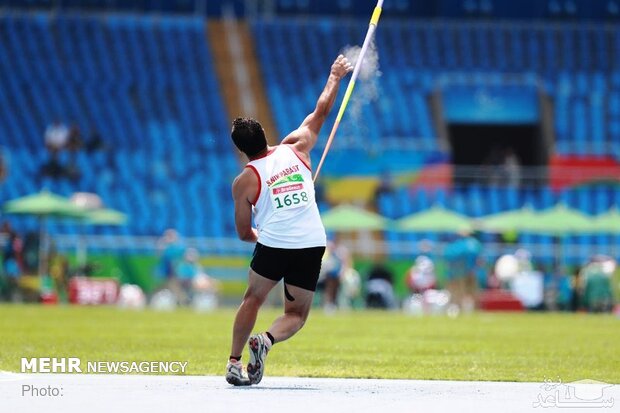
top-left (330, 55), bottom-right (353, 79)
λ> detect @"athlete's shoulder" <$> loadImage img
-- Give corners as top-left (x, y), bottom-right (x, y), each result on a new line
top-left (283, 143), bottom-right (312, 171)
top-left (232, 167), bottom-right (253, 189)
top-left (233, 166), bottom-right (258, 186)
top-left (232, 167), bottom-right (259, 201)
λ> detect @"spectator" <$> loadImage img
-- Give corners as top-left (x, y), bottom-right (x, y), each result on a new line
top-left (41, 120), bottom-right (71, 179)
top-left (170, 247), bottom-right (220, 308)
top-left (444, 231), bottom-right (482, 312)
top-left (49, 254), bottom-right (69, 301)
top-left (406, 255), bottom-right (436, 294)
top-left (373, 170), bottom-right (394, 208)
top-left (474, 256), bottom-right (490, 290)
top-left (177, 248), bottom-right (201, 279)
top-left (365, 262), bottom-right (397, 309)
top-left (66, 124), bottom-right (82, 152)
top-left (483, 145), bottom-right (503, 186)
top-left (65, 124), bottom-right (82, 181)
top-left (501, 148), bottom-right (521, 188)
top-left (556, 270), bottom-right (573, 310)
top-left (338, 264), bottom-right (361, 309)
top-left (22, 231), bottom-right (40, 274)
top-left (570, 267), bottom-right (582, 311)
top-left (580, 255), bottom-right (615, 312)
top-left (173, 248), bottom-right (202, 305)
top-left (45, 120), bottom-right (69, 155)
top-left (156, 229), bottom-right (185, 281)
top-left (1, 222), bottom-right (24, 301)
top-left (318, 240), bottom-right (349, 312)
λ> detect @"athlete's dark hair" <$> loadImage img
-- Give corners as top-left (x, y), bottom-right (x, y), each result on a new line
top-left (231, 117), bottom-right (267, 157)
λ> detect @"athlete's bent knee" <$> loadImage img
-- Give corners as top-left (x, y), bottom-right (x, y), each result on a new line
top-left (242, 292), bottom-right (264, 309)
top-left (287, 310), bottom-right (308, 330)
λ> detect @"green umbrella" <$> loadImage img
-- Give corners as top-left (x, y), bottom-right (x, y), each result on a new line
top-left (592, 207), bottom-right (620, 233)
top-left (2, 190), bottom-right (87, 276)
top-left (531, 203), bottom-right (594, 235)
top-left (3, 190), bottom-right (86, 217)
top-left (480, 205), bottom-right (539, 232)
top-left (395, 205), bottom-right (472, 232)
top-left (85, 208), bottom-right (128, 225)
top-left (321, 205), bottom-right (390, 231)
top-left (481, 204), bottom-right (595, 267)
top-left (529, 204), bottom-right (596, 267)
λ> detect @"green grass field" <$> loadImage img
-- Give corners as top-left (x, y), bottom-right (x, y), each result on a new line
top-left (1, 305), bottom-right (618, 383)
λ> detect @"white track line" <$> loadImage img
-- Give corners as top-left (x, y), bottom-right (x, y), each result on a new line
top-left (0, 373), bottom-right (617, 413)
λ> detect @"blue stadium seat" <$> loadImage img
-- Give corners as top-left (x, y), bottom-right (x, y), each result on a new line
top-left (0, 15), bottom-right (236, 239)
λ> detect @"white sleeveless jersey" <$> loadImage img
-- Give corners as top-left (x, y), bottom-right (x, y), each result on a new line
top-left (246, 145), bottom-right (326, 249)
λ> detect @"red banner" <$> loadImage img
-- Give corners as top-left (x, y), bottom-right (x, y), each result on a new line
top-left (68, 277), bottom-right (119, 305)
top-left (550, 155), bottom-right (620, 190)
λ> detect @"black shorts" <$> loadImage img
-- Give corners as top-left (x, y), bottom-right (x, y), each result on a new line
top-left (250, 243), bottom-right (326, 292)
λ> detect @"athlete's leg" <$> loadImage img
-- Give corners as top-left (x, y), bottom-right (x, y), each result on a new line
top-left (230, 269), bottom-right (277, 358)
top-left (247, 246), bottom-right (323, 384)
top-left (247, 283), bottom-right (313, 384)
top-left (267, 283), bottom-right (314, 343)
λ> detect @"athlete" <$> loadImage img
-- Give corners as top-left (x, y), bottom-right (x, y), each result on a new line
top-left (225, 55), bottom-right (353, 386)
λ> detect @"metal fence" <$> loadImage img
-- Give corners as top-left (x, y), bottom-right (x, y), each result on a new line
top-left (50, 234), bottom-right (620, 264)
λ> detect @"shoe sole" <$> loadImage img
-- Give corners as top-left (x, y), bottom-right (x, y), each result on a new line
top-left (226, 375), bottom-right (251, 386)
top-left (247, 336), bottom-right (266, 384)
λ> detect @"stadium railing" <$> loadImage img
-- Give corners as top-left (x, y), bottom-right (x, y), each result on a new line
top-left (48, 234), bottom-right (620, 266)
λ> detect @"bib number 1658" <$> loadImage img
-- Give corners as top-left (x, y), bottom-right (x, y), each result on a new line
top-left (274, 191), bottom-right (308, 209)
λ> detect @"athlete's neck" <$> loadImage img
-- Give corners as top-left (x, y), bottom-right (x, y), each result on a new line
top-left (248, 146), bottom-right (272, 161)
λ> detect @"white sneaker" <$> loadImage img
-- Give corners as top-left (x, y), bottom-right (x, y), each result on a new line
top-left (225, 360), bottom-right (251, 386)
top-left (247, 333), bottom-right (271, 384)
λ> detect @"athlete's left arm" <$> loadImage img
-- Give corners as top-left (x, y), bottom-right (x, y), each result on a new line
top-left (232, 170), bottom-right (258, 243)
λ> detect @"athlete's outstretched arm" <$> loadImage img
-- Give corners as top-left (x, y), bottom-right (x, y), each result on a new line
top-left (232, 170), bottom-right (258, 243)
top-left (282, 55), bottom-right (353, 154)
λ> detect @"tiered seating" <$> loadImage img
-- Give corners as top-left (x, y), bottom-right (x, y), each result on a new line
top-left (0, 13), bottom-right (618, 262)
top-left (252, 19), bottom-right (439, 160)
top-left (253, 19), bottom-right (620, 159)
top-left (0, 14), bottom-right (239, 242)
top-left (253, 18), bottom-right (619, 263)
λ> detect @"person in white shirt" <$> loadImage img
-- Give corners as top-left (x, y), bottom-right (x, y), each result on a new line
top-left (45, 121), bottom-right (69, 153)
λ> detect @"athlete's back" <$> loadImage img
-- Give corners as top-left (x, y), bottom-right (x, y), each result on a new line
top-left (246, 144), bottom-right (326, 249)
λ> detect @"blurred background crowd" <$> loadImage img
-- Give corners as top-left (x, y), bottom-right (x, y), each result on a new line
top-left (0, 0), bottom-right (619, 315)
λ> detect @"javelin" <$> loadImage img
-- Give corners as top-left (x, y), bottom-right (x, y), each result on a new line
top-left (313, 0), bottom-right (384, 181)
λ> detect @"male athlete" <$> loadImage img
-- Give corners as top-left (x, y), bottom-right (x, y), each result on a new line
top-left (226, 55), bottom-right (353, 386)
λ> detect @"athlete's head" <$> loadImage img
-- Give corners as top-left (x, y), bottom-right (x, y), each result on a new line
top-left (231, 117), bottom-right (267, 158)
